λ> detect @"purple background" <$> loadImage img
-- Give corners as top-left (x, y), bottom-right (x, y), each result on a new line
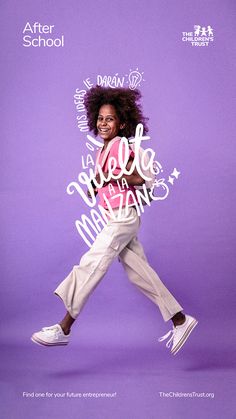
top-left (1, 0), bottom-right (235, 418)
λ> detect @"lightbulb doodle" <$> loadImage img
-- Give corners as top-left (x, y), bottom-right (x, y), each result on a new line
top-left (126, 68), bottom-right (145, 90)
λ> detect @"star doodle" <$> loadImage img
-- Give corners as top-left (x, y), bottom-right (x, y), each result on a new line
top-left (168, 176), bottom-right (174, 185)
top-left (171, 168), bottom-right (181, 179)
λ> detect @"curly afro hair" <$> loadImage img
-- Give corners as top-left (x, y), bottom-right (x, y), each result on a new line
top-left (84, 85), bottom-right (149, 138)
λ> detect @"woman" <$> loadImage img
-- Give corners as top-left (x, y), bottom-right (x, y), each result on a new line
top-left (31, 86), bottom-right (197, 355)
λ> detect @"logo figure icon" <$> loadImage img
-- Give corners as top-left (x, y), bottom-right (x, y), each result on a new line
top-left (194, 25), bottom-right (214, 36)
top-left (194, 25), bottom-right (201, 36)
top-left (206, 25), bottom-right (214, 36)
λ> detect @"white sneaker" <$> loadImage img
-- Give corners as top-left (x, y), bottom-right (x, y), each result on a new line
top-left (158, 314), bottom-right (198, 355)
top-left (31, 324), bottom-right (70, 346)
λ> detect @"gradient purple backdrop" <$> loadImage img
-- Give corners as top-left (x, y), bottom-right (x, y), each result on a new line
top-left (1, 0), bottom-right (235, 418)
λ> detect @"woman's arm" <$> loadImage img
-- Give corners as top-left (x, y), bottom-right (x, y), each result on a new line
top-left (120, 157), bottom-right (144, 186)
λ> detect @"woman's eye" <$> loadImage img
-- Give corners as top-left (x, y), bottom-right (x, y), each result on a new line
top-left (97, 116), bottom-right (114, 122)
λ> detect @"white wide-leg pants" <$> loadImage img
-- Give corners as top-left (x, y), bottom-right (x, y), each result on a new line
top-left (54, 207), bottom-right (183, 321)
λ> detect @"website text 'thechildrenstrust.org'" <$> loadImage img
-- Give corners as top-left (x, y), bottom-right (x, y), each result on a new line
top-left (159, 391), bottom-right (214, 399)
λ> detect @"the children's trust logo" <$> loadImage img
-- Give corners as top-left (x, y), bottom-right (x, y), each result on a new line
top-left (182, 25), bottom-right (214, 47)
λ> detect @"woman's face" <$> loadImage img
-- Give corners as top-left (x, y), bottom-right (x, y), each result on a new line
top-left (97, 104), bottom-right (122, 142)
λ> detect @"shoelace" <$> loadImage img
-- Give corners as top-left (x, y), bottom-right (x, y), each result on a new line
top-left (158, 328), bottom-right (176, 348)
top-left (42, 325), bottom-right (59, 332)
top-left (41, 325), bottom-right (62, 339)
top-left (41, 324), bottom-right (68, 341)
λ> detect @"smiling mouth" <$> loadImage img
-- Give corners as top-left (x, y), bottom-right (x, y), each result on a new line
top-left (99, 128), bottom-right (110, 133)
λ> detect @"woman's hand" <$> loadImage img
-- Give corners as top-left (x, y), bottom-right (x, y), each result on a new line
top-left (87, 178), bottom-right (98, 198)
top-left (95, 172), bottom-right (109, 187)
top-left (87, 188), bottom-right (98, 198)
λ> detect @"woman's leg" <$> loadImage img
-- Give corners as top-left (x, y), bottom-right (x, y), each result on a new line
top-left (171, 311), bottom-right (186, 326)
top-left (58, 239), bottom-right (186, 334)
top-left (31, 208), bottom-right (140, 345)
top-left (119, 237), bottom-right (198, 355)
top-left (59, 311), bottom-right (76, 335)
top-left (119, 237), bottom-right (184, 322)
top-left (54, 208), bottom-right (139, 321)
top-left (34, 305), bottom-right (185, 344)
